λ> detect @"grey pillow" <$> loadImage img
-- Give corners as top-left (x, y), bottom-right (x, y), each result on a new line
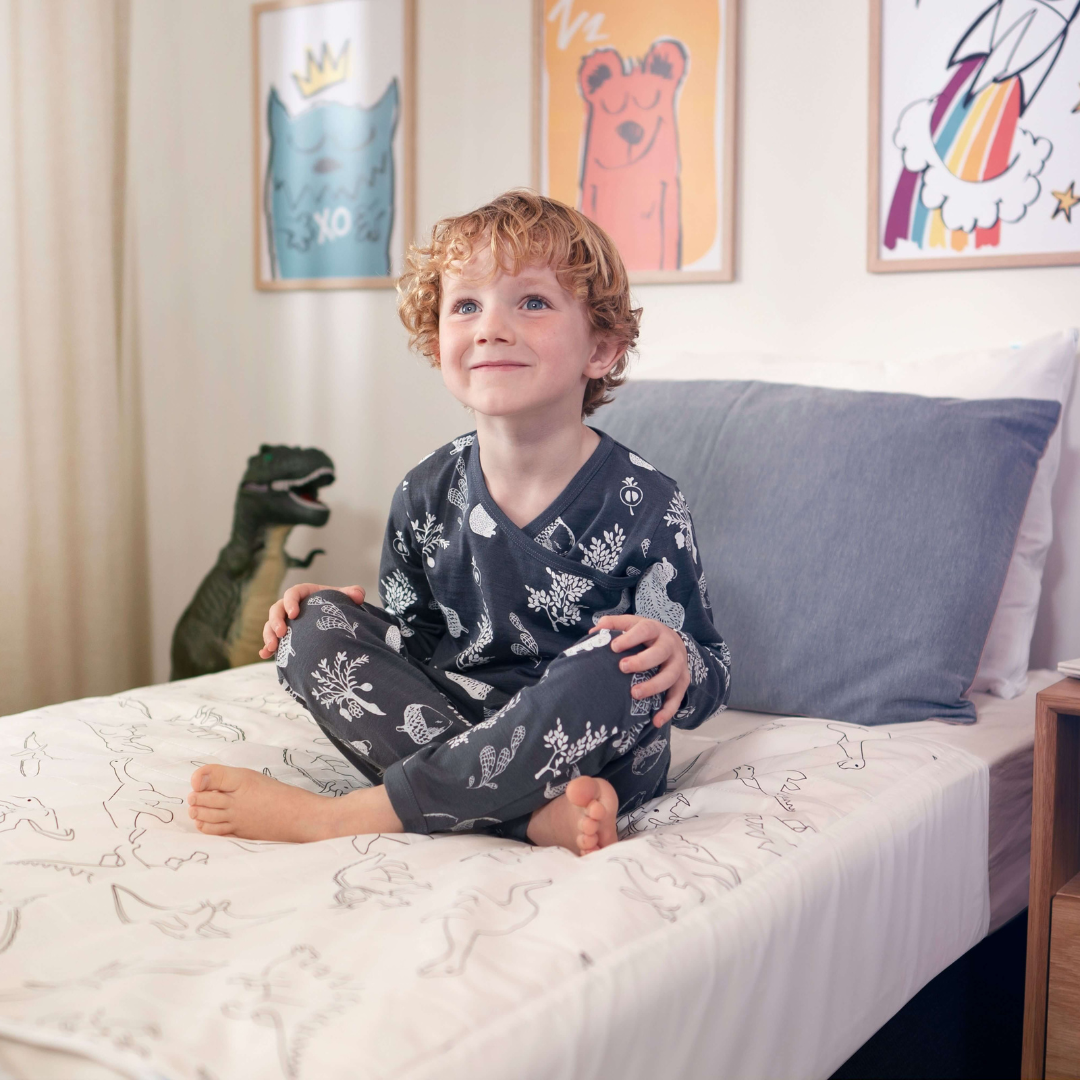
top-left (596, 380), bottom-right (1060, 725)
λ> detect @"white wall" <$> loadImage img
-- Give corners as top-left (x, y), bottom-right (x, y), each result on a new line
top-left (130, 0), bottom-right (1080, 683)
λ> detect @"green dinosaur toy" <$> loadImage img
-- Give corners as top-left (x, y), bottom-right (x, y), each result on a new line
top-left (170, 444), bottom-right (335, 680)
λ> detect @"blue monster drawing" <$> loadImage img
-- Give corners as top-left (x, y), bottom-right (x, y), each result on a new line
top-left (265, 80), bottom-right (399, 279)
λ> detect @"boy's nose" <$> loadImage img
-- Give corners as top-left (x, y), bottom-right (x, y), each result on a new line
top-left (474, 312), bottom-right (513, 344)
top-left (616, 121), bottom-right (644, 146)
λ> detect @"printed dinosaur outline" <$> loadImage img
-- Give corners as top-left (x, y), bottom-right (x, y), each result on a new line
top-left (419, 880), bottom-right (551, 977)
top-left (111, 884), bottom-right (293, 939)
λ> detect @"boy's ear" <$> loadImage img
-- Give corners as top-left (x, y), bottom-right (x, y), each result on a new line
top-left (579, 48), bottom-right (623, 100)
top-left (586, 334), bottom-right (625, 379)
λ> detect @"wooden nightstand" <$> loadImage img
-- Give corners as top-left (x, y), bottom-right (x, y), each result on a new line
top-left (1022, 677), bottom-right (1080, 1079)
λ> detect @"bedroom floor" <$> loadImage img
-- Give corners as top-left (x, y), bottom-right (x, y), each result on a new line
top-left (831, 911), bottom-right (1027, 1080)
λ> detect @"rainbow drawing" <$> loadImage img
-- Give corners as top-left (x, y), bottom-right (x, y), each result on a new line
top-left (883, 0), bottom-right (1078, 254)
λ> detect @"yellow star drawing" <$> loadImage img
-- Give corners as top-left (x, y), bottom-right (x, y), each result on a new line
top-left (1051, 182), bottom-right (1079, 223)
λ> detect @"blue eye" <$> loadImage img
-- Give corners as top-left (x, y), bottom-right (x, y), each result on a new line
top-left (456, 300), bottom-right (479, 315)
top-left (524, 296), bottom-right (548, 310)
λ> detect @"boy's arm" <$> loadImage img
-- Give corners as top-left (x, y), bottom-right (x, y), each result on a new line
top-left (637, 493), bottom-right (731, 730)
top-left (378, 480), bottom-right (446, 664)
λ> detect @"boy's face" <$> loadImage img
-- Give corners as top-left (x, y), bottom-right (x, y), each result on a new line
top-left (436, 248), bottom-right (621, 422)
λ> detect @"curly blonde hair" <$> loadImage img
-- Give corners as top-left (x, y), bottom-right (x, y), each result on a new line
top-left (397, 190), bottom-right (641, 417)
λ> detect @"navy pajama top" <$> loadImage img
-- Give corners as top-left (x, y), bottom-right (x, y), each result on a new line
top-left (377, 429), bottom-right (731, 728)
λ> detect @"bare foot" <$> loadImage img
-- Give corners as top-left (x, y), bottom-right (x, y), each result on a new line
top-left (526, 776), bottom-right (619, 855)
top-left (187, 764), bottom-right (402, 842)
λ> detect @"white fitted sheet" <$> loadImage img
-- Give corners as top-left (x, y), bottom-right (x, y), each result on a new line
top-left (0, 665), bottom-right (1043, 1080)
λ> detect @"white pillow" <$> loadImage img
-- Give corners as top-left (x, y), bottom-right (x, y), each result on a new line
top-left (634, 330), bottom-right (1079, 699)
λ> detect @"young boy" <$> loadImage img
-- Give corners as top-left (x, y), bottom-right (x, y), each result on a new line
top-left (187, 191), bottom-right (730, 854)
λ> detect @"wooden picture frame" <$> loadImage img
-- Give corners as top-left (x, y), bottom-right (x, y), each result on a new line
top-left (532, 0), bottom-right (739, 284)
top-left (252, 0), bottom-right (415, 290)
top-left (868, 0), bottom-right (1080, 274)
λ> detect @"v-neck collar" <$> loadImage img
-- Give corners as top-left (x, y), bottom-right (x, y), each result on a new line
top-left (465, 427), bottom-right (631, 586)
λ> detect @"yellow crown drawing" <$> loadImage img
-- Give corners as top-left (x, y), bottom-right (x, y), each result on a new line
top-left (292, 41), bottom-right (351, 98)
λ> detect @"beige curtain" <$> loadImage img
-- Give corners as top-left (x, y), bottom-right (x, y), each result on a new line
top-left (0, 0), bottom-right (149, 715)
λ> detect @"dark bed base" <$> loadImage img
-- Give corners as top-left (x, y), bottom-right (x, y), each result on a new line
top-left (831, 910), bottom-right (1028, 1080)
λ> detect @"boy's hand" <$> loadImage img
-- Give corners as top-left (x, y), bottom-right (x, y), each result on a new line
top-left (591, 615), bottom-right (690, 727)
top-left (258, 583), bottom-right (366, 659)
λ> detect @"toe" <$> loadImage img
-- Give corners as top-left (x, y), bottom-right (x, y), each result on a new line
top-left (190, 807), bottom-right (229, 824)
top-left (188, 791), bottom-right (229, 809)
top-left (190, 763), bottom-right (240, 794)
top-left (579, 815), bottom-right (600, 836)
top-left (195, 820), bottom-right (235, 836)
top-left (566, 775), bottom-right (599, 809)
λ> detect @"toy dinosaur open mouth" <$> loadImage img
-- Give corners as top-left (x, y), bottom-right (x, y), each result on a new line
top-left (272, 466), bottom-right (335, 508)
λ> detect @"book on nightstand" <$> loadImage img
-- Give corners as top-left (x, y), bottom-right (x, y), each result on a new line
top-left (1057, 657), bottom-right (1080, 678)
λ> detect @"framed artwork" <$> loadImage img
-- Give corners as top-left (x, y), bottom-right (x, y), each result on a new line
top-left (252, 0), bottom-right (415, 290)
top-left (532, 0), bottom-right (739, 283)
top-left (869, 0), bottom-right (1080, 273)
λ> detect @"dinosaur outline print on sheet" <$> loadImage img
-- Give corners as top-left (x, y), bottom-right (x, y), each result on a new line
top-left (221, 945), bottom-right (357, 1080)
top-left (179, 705), bottom-right (246, 743)
top-left (111, 885), bottom-right (293, 940)
top-left (828, 722), bottom-right (890, 770)
top-left (32, 1007), bottom-right (163, 1062)
top-left (619, 791), bottom-right (697, 836)
top-left (419, 879), bottom-right (552, 978)
top-left (460, 845), bottom-right (543, 867)
top-left (734, 764), bottom-right (807, 814)
top-left (350, 832), bottom-right (433, 856)
top-left (11, 826), bottom-right (209, 883)
top-left (0, 796), bottom-right (74, 840)
top-left (332, 852), bottom-right (432, 909)
top-left (0, 958), bottom-right (225, 1003)
top-left (82, 720), bottom-right (154, 755)
top-left (645, 832), bottom-right (742, 891)
top-left (0, 891), bottom-right (44, 955)
top-left (261, 748), bottom-right (368, 797)
top-left (608, 856), bottom-right (706, 922)
top-left (744, 813), bottom-right (814, 858)
top-left (13, 731), bottom-right (59, 777)
top-left (103, 758), bottom-right (184, 832)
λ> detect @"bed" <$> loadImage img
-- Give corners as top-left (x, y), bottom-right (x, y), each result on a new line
top-left (2, 332), bottom-right (1077, 1080)
top-left (0, 663), bottom-right (1058, 1080)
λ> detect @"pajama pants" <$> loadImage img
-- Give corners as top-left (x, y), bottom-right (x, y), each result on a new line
top-left (276, 590), bottom-right (671, 841)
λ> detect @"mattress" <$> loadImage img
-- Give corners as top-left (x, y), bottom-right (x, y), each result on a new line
top-left (0, 665), bottom-right (1050, 1080)
top-left (880, 668), bottom-right (1058, 933)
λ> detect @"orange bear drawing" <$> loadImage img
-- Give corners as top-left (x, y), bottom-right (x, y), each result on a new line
top-left (578, 40), bottom-right (688, 272)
